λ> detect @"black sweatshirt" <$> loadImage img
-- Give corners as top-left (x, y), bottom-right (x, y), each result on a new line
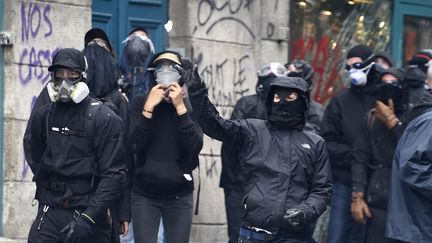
top-left (129, 95), bottom-right (203, 198)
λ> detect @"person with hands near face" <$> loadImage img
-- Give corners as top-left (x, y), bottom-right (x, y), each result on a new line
top-left (129, 51), bottom-right (203, 243)
top-left (351, 67), bottom-right (408, 243)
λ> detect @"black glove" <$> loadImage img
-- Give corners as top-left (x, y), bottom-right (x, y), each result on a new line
top-left (282, 208), bottom-right (307, 229)
top-left (180, 58), bottom-right (202, 88)
top-left (61, 213), bottom-right (95, 243)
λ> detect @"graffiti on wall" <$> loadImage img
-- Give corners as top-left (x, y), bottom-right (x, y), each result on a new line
top-left (194, 0), bottom-right (255, 39)
top-left (19, 1), bottom-right (60, 86)
top-left (290, 35), bottom-right (343, 104)
top-left (20, 0), bottom-right (60, 178)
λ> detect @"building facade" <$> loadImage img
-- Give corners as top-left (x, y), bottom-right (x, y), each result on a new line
top-left (0, 0), bottom-right (431, 242)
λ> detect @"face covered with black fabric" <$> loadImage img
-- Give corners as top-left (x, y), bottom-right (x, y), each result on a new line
top-left (268, 87), bottom-right (307, 130)
top-left (124, 35), bottom-right (152, 67)
top-left (379, 73), bottom-right (404, 109)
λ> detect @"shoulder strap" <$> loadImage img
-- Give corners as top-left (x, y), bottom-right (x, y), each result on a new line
top-left (84, 98), bottom-right (104, 138)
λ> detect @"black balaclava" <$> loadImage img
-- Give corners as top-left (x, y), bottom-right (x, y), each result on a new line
top-left (378, 67), bottom-right (407, 113)
top-left (268, 87), bottom-right (307, 130)
top-left (124, 35), bottom-right (151, 67)
top-left (84, 28), bottom-right (112, 52)
top-left (375, 51), bottom-right (394, 67)
top-left (83, 43), bottom-right (117, 97)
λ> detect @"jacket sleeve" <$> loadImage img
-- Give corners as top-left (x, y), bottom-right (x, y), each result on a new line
top-left (188, 82), bottom-right (248, 144)
top-left (23, 106), bottom-right (48, 181)
top-left (320, 98), bottom-right (352, 168)
top-left (231, 97), bottom-right (250, 120)
top-left (84, 110), bottom-right (127, 221)
top-left (115, 95), bottom-right (133, 223)
top-left (129, 95), bottom-right (153, 153)
top-left (399, 121), bottom-right (432, 200)
top-left (177, 112), bottom-right (203, 156)
top-left (351, 113), bottom-right (372, 194)
top-left (299, 139), bottom-right (332, 223)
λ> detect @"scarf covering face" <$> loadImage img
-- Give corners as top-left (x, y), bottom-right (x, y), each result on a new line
top-left (83, 44), bottom-right (118, 97)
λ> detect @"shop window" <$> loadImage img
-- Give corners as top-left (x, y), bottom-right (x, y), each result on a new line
top-left (289, 0), bottom-right (392, 103)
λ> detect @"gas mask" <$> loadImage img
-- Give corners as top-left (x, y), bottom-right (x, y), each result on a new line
top-left (256, 63), bottom-right (286, 98)
top-left (154, 66), bottom-right (182, 87)
top-left (346, 62), bottom-right (375, 86)
top-left (47, 75), bottom-right (89, 103)
top-left (123, 35), bottom-right (154, 67)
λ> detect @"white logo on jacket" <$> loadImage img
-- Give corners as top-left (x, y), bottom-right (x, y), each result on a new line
top-left (301, 144), bottom-right (311, 149)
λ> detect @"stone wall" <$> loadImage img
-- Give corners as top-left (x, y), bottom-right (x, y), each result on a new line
top-left (1, 0), bottom-right (91, 239)
top-left (169, 1), bottom-right (289, 242)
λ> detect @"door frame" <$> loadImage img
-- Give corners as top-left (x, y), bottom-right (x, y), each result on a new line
top-left (392, 0), bottom-right (432, 66)
top-left (0, 0), bottom-right (4, 235)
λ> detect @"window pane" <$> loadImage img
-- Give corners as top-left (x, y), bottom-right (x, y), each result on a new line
top-left (403, 15), bottom-right (432, 65)
top-left (289, 0), bottom-right (392, 104)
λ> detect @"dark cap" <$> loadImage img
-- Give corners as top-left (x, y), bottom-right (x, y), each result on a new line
top-left (48, 48), bottom-right (86, 72)
top-left (84, 28), bottom-right (112, 52)
top-left (408, 51), bottom-right (432, 73)
top-left (379, 67), bottom-right (405, 82)
top-left (347, 44), bottom-right (374, 61)
top-left (128, 27), bottom-right (149, 36)
top-left (375, 51), bottom-right (393, 67)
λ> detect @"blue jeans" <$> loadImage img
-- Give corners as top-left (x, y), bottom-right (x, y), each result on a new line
top-left (327, 181), bottom-right (365, 243)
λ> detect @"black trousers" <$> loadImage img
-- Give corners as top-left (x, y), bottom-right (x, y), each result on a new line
top-left (225, 189), bottom-right (244, 243)
top-left (28, 204), bottom-right (110, 243)
top-left (131, 193), bottom-right (193, 243)
top-left (365, 207), bottom-right (400, 243)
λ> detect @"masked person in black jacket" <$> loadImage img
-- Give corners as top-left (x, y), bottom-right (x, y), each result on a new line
top-left (220, 62), bottom-right (286, 243)
top-left (321, 44), bottom-right (383, 243)
top-left (24, 48), bottom-right (127, 243)
top-left (83, 28), bottom-right (133, 241)
top-left (187, 62), bottom-right (332, 242)
top-left (350, 67), bottom-right (407, 243)
top-left (129, 51), bottom-right (203, 243)
top-left (119, 27), bottom-right (155, 99)
top-left (286, 59), bottom-right (324, 134)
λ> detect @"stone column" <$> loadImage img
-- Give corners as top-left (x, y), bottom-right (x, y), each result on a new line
top-left (2, 0), bottom-right (91, 239)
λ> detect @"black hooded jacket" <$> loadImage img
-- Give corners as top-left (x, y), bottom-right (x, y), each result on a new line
top-left (189, 77), bottom-right (332, 236)
top-left (220, 84), bottom-right (324, 192)
top-left (83, 43), bottom-right (134, 227)
top-left (220, 94), bottom-right (266, 192)
top-left (351, 66), bottom-right (432, 202)
top-left (129, 94), bottom-right (203, 198)
top-left (320, 64), bottom-right (382, 184)
top-left (23, 96), bottom-right (126, 221)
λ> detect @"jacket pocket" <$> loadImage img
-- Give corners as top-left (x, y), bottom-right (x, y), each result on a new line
top-left (139, 159), bottom-right (187, 192)
top-left (243, 181), bottom-right (274, 227)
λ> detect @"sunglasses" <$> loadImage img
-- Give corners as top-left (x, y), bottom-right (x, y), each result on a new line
top-left (345, 62), bottom-right (364, 71)
top-left (381, 80), bottom-right (400, 87)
